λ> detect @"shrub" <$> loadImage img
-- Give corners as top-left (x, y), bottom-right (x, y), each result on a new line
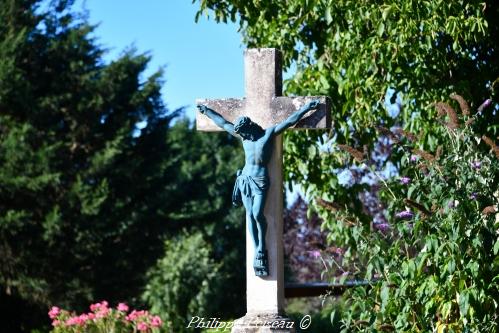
top-left (142, 231), bottom-right (224, 333)
top-left (317, 96), bottom-right (498, 332)
top-left (48, 301), bottom-right (163, 332)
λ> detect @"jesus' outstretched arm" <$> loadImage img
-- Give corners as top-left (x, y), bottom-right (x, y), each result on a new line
top-left (197, 104), bottom-right (236, 136)
top-left (271, 99), bottom-right (320, 135)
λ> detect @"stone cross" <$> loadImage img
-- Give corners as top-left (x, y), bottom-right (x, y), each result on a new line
top-left (196, 48), bottom-right (330, 332)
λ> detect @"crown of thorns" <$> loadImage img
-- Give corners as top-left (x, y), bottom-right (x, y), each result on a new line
top-left (234, 116), bottom-right (252, 133)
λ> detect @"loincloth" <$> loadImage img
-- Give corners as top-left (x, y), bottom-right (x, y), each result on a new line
top-left (232, 170), bottom-right (269, 206)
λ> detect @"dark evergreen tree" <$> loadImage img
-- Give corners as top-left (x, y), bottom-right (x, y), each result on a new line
top-left (0, 1), bottom-right (244, 331)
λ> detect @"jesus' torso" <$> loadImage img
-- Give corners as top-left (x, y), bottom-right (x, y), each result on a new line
top-left (241, 128), bottom-right (275, 178)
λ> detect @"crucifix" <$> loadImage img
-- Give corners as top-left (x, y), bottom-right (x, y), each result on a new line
top-left (196, 48), bottom-right (330, 331)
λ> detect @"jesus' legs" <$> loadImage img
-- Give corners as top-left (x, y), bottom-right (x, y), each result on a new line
top-left (252, 194), bottom-right (267, 253)
top-left (251, 193), bottom-right (268, 276)
top-left (241, 195), bottom-right (258, 250)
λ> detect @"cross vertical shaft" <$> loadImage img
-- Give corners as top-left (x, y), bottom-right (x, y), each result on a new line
top-left (243, 49), bottom-right (285, 315)
top-left (196, 48), bottom-right (330, 331)
top-left (244, 49), bottom-right (282, 110)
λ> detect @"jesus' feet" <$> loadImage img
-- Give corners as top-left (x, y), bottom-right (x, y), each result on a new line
top-left (253, 250), bottom-right (269, 276)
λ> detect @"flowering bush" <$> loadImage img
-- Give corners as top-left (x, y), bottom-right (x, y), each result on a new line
top-left (315, 96), bottom-right (498, 332)
top-left (48, 301), bottom-right (163, 333)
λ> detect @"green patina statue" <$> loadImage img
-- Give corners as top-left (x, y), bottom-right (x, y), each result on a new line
top-left (197, 100), bottom-right (320, 276)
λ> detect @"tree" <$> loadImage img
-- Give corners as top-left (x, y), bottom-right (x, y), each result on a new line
top-left (320, 98), bottom-right (498, 331)
top-left (0, 1), bottom-right (244, 331)
top-left (194, 0), bottom-right (498, 214)
top-left (194, 0), bottom-right (499, 331)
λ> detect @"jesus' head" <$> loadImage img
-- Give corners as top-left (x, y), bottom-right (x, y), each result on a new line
top-left (234, 116), bottom-right (263, 141)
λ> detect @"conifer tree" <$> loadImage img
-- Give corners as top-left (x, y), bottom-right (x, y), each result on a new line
top-left (0, 1), bottom-right (244, 330)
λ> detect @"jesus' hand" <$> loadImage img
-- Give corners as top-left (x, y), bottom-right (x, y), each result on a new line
top-left (306, 99), bottom-right (320, 110)
top-left (197, 104), bottom-right (208, 114)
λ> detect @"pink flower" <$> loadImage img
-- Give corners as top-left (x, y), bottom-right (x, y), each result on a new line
top-left (96, 307), bottom-right (110, 319)
top-left (90, 300), bottom-right (109, 312)
top-left (48, 306), bottom-right (60, 319)
top-left (126, 310), bottom-right (136, 321)
top-left (137, 322), bottom-right (148, 331)
top-left (328, 246), bottom-right (345, 255)
top-left (65, 316), bottom-right (81, 326)
top-left (126, 310), bottom-right (137, 321)
top-left (151, 315), bottom-right (163, 328)
top-left (117, 303), bottom-right (129, 312)
top-left (51, 320), bottom-right (61, 327)
top-left (127, 310), bottom-right (147, 321)
top-left (308, 250), bottom-right (321, 258)
top-left (90, 303), bottom-right (100, 312)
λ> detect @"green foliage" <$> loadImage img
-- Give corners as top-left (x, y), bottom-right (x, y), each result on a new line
top-left (196, 0), bottom-right (497, 134)
top-left (194, 0), bottom-right (499, 217)
top-left (142, 232), bottom-right (222, 333)
top-left (286, 299), bottom-right (343, 333)
top-left (316, 101), bottom-right (499, 331)
top-left (1, 1), bottom-right (244, 331)
top-left (0, 0), bottom-right (169, 310)
top-left (193, 3), bottom-right (499, 330)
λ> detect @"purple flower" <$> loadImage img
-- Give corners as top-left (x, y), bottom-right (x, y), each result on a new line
top-left (471, 161), bottom-right (481, 170)
top-left (375, 223), bottom-right (391, 232)
top-left (448, 200), bottom-right (455, 208)
top-left (396, 210), bottom-right (414, 219)
top-left (399, 176), bottom-right (411, 185)
top-left (410, 155), bottom-right (418, 162)
top-left (470, 192), bottom-right (478, 200)
top-left (308, 250), bottom-right (321, 259)
top-left (477, 98), bottom-right (492, 113)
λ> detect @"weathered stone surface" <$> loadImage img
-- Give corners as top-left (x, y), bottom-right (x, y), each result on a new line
top-left (196, 96), bottom-right (330, 131)
top-left (244, 48), bottom-right (282, 111)
top-left (270, 96), bottom-right (331, 129)
top-left (196, 98), bottom-right (244, 132)
top-left (195, 48), bottom-right (331, 319)
top-left (196, 48), bottom-right (330, 132)
top-left (231, 313), bottom-right (295, 333)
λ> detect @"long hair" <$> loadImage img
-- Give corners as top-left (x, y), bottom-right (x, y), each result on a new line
top-left (234, 116), bottom-right (263, 140)
top-left (234, 116), bottom-right (251, 133)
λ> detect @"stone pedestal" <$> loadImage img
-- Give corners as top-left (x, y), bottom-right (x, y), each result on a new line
top-left (231, 313), bottom-right (295, 333)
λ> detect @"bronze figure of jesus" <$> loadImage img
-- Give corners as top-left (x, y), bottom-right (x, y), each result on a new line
top-left (197, 100), bottom-right (320, 276)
